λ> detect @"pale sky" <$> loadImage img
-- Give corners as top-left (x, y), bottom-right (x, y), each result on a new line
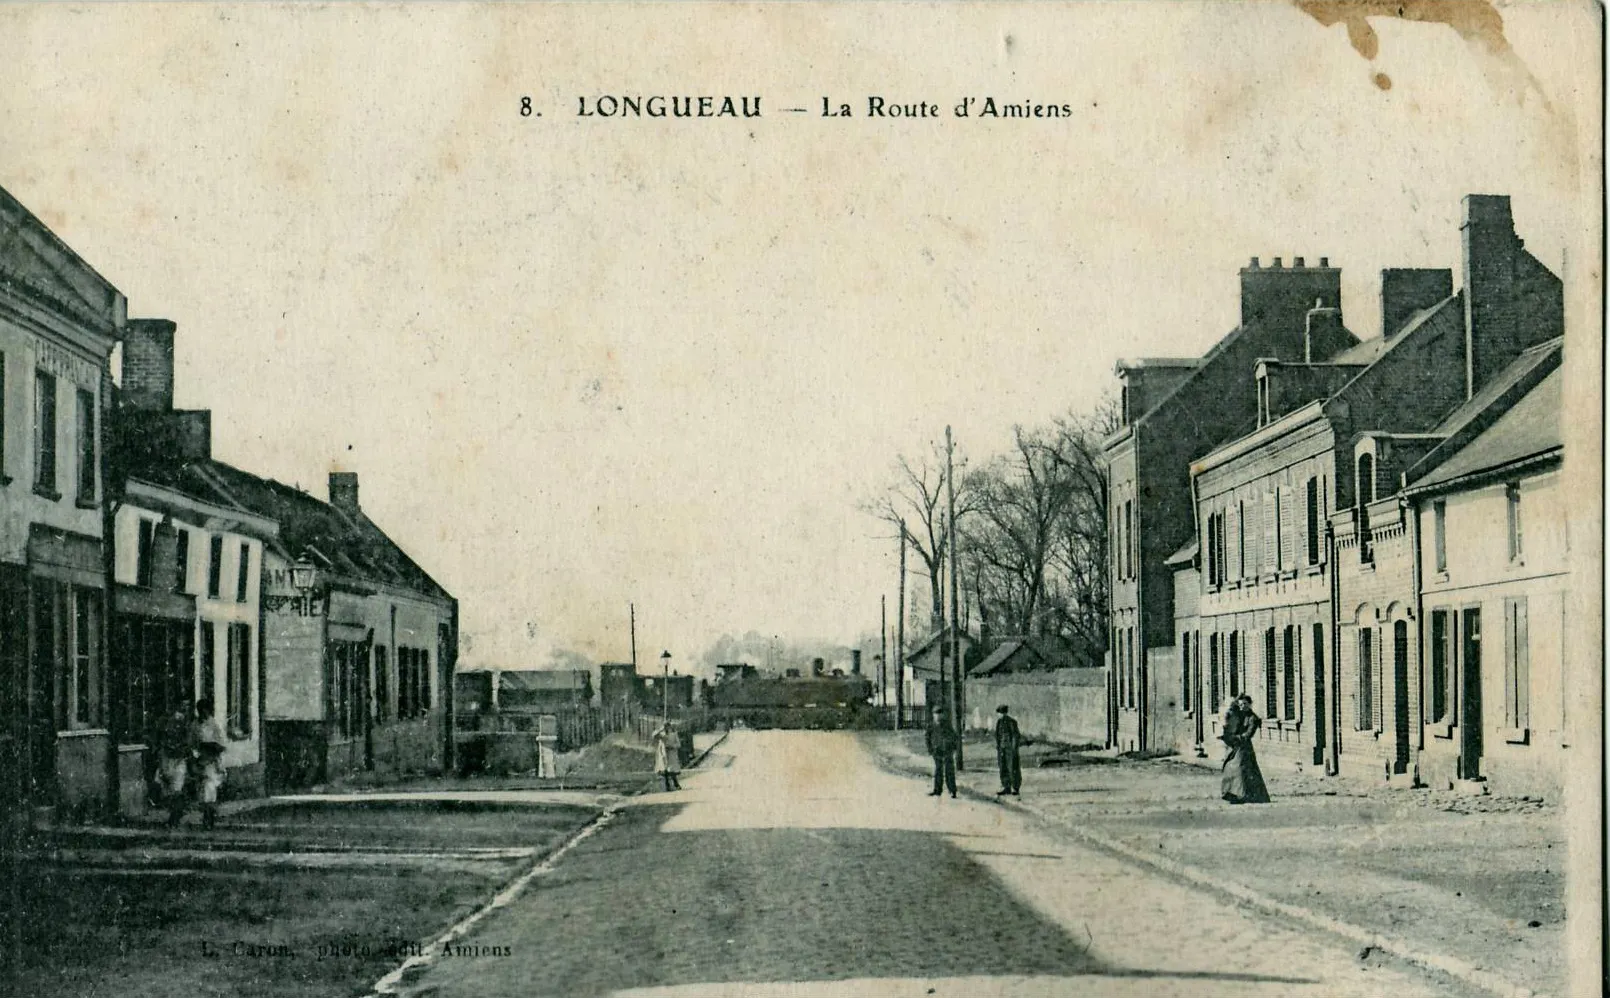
top-left (0, 3), bottom-right (1595, 675)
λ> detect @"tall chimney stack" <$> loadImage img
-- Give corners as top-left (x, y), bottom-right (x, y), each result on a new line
top-left (1380, 268), bottom-right (1453, 340)
top-left (121, 318), bottom-right (176, 411)
top-left (329, 471), bottom-right (360, 511)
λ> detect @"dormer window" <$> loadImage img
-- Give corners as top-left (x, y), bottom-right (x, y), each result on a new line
top-left (1257, 374), bottom-right (1271, 427)
top-left (1356, 452), bottom-right (1375, 564)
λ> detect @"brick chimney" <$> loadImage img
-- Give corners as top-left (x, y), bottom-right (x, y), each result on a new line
top-left (1461, 194), bottom-right (1563, 398)
top-left (329, 471), bottom-right (360, 511)
top-left (1241, 256), bottom-right (1341, 345)
top-left (122, 318), bottom-right (176, 411)
top-left (1381, 268), bottom-right (1453, 340)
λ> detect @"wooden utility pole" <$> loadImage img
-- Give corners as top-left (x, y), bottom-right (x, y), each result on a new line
top-left (629, 603), bottom-right (637, 670)
top-left (879, 594), bottom-right (888, 709)
top-left (946, 425), bottom-right (965, 770)
top-left (895, 519), bottom-right (907, 730)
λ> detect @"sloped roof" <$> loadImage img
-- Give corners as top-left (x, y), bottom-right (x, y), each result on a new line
top-left (1431, 338), bottom-right (1561, 438)
top-left (1164, 539), bottom-right (1199, 567)
top-left (132, 454), bottom-right (452, 602)
top-left (1408, 368), bottom-right (1561, 493)
top-left (1328, 297), bottom-right (1456, 367)
top-left (498, 669), bottom-right (590, 691)
top-left (972, 637), bottom-right (1089, 676)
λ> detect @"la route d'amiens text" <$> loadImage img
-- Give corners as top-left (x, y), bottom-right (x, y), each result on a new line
top-left (573, 95), bottom-right (1074, 119)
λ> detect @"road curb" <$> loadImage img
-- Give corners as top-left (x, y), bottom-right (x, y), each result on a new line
top-left (873, 736), bottom-right (1537, 998)
top-left (367, 799), bottom-right (626, 997)
top-left (689, 729), bottom-right (730, 769)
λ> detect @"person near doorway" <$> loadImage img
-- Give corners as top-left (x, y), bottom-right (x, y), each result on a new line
top-left (194, 699), bottom-right (229, 829)
top-left (994, 705), bottom-right (1022, 796)
top-left (155, 703), bottom-right (195, 829)
top-left (925, 708), bottom-right (957, 798)
top-left (1220, 693), bottom-right (1270, 804)
top-left (653, 722), bottom-right (682, 791)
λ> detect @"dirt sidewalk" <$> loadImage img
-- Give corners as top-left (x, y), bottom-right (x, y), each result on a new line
top-left (869, 731), bottom-right (1563, 998)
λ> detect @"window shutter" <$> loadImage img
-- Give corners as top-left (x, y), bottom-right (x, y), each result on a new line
top-left (1280, 487), bottom-right (1296, 571)
top-left (1228, 505), bottom-right (1241, 580)
top-left (1261, 492), bottom-right (1276, 574)
top-left (1243, 500), bottom-right (1258, 576)
top-left (1516, 599), bottom-right (1529, 728)
top-left (1503, 599), bottom-right (1517, 727)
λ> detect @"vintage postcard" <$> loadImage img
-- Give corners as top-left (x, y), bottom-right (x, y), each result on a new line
top-left (0, 2), bottom-right (1601, 996)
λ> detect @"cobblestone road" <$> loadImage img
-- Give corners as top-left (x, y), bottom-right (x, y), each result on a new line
top-left (395, 730), bottom-right (1470, 997)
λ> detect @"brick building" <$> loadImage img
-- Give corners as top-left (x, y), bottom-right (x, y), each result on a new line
top-left (1184, 195), bottom-right (1564, 780)
top-left (0, 185), bottom-right (125, 821)
top-left (1104, 256), bottom-right (1359, 752)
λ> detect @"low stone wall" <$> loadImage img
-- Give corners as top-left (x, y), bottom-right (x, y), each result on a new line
top-left (963, 669), bottom-right (1108, 747)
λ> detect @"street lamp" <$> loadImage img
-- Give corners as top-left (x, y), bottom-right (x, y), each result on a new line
top-left (291, 557), bottom-right (318, 615)
top-left (659, 650), bottom-right (672, 725)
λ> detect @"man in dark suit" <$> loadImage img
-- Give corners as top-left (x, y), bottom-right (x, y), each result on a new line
top-left (994, 704), bottom-right (1022, 796)
top-left (925, 707), bottom-right (957, 798)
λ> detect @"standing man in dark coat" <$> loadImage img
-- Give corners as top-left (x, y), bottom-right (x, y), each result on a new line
top-left (925, 707), bottom-right (957, 798)
top-left (994, 705), bottom-right (1022, 796)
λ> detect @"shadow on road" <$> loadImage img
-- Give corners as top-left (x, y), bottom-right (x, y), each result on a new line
top-left (412, 803), bottom-right (1317, 996)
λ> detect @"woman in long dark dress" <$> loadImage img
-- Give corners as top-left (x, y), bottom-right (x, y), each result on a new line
top-left (1220, 693), bottom-right (1271, 804)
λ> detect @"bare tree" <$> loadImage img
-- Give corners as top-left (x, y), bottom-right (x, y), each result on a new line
top-left (862, 442), bottom-right (974, 637)
top-left (959, 395), bottom-right (1116, 662)
top-left (961, 425), bottom-right (1080, 638)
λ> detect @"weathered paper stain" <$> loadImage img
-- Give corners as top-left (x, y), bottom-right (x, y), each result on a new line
top-left (1294, 0), bottom-right (1540, 99)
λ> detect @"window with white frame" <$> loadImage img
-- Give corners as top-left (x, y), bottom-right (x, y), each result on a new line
top-left (1428, 609), bottom-right (1452, 725)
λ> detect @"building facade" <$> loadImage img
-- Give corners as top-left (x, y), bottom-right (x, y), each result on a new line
top-left (250, 473), bottom-right (458, 791)
top-left (1104, 256), bottom-right (1358, 752)
top-left (1, 186), bottom-right (125, 820)
top-left (1404, 363), bottom-right (1566, 797)
top-left (1185, 195), bottom-right (1564, 782)
top-left (108, 451), bottom-right (280, 805)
